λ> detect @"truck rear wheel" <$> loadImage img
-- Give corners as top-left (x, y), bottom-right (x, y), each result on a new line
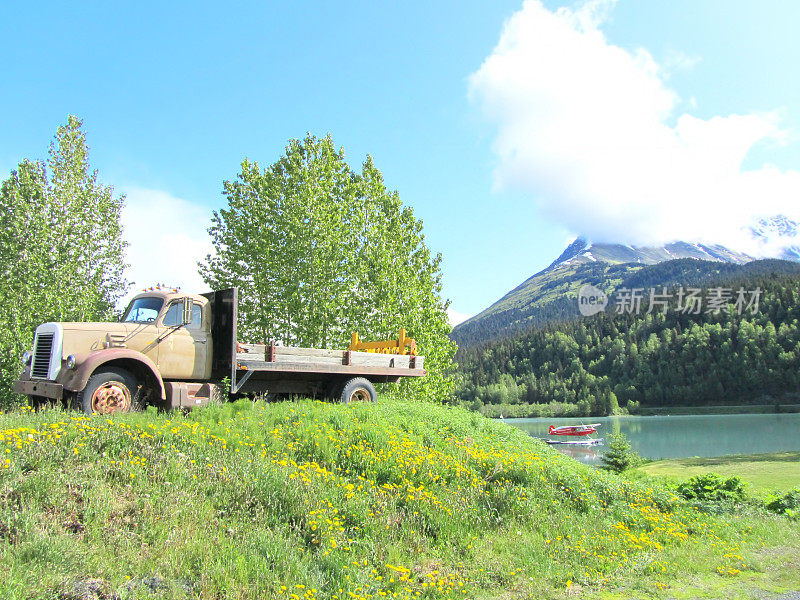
top-left (78, 367), bottom-right (141, 415)
top-left (339, 377), bottom-right (377, 404)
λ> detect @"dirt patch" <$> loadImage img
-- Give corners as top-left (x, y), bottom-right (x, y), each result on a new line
top-left (58, 578), bottom-right (118, 600)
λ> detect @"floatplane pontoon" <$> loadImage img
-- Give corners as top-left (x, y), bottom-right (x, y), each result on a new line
top-left (545, 437), bottom-right (604, 446)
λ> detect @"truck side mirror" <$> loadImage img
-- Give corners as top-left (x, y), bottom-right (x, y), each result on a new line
top-left (182, 297), bottom-right (193, 325)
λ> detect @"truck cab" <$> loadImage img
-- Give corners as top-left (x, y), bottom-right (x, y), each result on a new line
top-left (120, 290), bottom-right (212, 379)
top-left (15, 287), bottom-right (215, 413)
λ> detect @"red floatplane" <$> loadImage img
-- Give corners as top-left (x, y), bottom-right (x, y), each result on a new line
top-left (548, 423), bottom-right (601, 436)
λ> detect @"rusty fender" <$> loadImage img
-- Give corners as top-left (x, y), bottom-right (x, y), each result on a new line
top-left (59, 349), bottom-right (166, 400)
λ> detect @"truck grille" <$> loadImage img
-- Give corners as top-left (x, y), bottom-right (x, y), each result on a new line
top-left (31, 334), bottom-right (54, 379)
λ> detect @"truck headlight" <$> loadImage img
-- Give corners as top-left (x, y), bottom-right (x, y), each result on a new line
top-left (65, 355), bottom-right (77, 370)
top-left (21, 350), bottom-right (32, 366)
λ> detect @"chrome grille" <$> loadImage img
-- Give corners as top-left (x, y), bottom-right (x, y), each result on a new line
top-left (31, 334), bottom-right (54, 379)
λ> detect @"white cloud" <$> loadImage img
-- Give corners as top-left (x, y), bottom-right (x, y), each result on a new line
top-left (119, 188), bottom-right (214, 307)
top-left (469, 0), bottom-right (800, 254)
top-left (447, 307), bottom-right (472, 327)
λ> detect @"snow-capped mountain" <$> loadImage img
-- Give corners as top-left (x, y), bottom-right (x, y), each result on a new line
top-left (546, 238), bottom-right (754, 270)
top-left (549, 215), bottom-right (800, 271)
top-left (451, 215), bottom-right (800, 347)
top-left (749, 215), bottom-right (800, 261)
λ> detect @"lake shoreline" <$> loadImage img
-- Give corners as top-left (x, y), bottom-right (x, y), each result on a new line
top-left (487, 402), bottom-right (800, 419)
top-left (503, 413), bottom-right (800, 465)
top-left (633, 403), bottom-right (800, 416)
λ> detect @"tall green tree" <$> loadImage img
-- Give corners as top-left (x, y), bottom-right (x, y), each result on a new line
top-left (600, 433), bottom-right (641, 473)
top-left (200, 134), bottom-right (456, 401)
top-left (0, 116), bottom-right (128, 407)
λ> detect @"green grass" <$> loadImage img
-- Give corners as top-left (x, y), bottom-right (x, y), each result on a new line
top-left (0, 399), bottom-right (798, 600)
top-left (636, 452), bottom-right (800, 495)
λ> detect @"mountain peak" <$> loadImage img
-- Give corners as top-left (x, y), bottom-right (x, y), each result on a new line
top-left (751, 214), bottom-right (799, 239)
top-left (547, 238), bottom-right (753, 271)
top-left (546, 237), bottom-right (589, 269)
top-left (749, 215), bottom-right (800, 261)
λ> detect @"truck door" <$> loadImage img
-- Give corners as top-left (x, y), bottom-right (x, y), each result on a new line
top-left (201, 288), bottom-right (236, 380)
top-left (158, 300), bottom-right (209, 379)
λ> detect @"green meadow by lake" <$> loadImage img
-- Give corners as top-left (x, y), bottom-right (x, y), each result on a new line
top-left (504, 413), bottom-right (800, 466)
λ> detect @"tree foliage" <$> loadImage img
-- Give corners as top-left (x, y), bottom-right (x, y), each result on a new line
top-left (600, 433), bottom-right (641, 473)
top-left (0, 116), bottom-right (128, 407)
top-left (676, 473), bottom-right (746, 503)
top-left (199, 134), bottom-right (456, 400)
top-left (766, 488), bottom-right (800, 517)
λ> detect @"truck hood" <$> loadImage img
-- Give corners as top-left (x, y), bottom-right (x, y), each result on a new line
top-left (58, 322), bottom-right (154, 356)
top-left (60, 322), bottom-right (129, 331)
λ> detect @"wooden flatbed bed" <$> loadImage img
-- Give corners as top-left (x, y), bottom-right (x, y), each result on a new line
top-left (236, 343), bottom-right (424, 378)
top-left (199, 289), bottom-right (425, 402)
top-left (230, 344), bottom-right (424, 398)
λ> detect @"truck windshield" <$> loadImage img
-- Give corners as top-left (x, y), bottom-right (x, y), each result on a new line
top-left (122, 297), bottom-right (164, 323)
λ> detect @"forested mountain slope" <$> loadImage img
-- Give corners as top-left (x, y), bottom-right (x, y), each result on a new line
top-left (452, 251), bottom-right (800, 347)
top-left (456, 267), bottom-right (800, 416)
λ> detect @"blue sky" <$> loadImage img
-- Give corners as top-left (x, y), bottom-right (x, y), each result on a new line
top-left (2, 1), bottom-right (800, 323)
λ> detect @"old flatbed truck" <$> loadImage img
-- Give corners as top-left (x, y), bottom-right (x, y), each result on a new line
top-left (13, 287), bottom-right (425, 414)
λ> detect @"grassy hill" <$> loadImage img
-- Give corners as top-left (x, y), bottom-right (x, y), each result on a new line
top-left (1, 399), bottom-right (798, 599)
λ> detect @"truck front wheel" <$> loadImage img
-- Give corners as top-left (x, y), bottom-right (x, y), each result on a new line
top-left (78, 367), bottom-right (140, 415)
top-left (339, 377), bottom-right (377, 404)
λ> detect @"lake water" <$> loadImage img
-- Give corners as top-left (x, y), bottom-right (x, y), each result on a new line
top-left (504, 413), bottom-right (800, 466)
